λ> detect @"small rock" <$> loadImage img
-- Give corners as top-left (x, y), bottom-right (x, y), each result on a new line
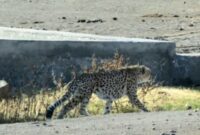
top-left (113, 17), bottom-right (118, 21)
top-left (43, 122), bottom-right (47, 126)
top-left (62, 17), bottom-right (66, 19)
top-left (55, 131), bottom-right (59, 134)
top-left (150, 27), bottom-right (156, 30)
top-left (33, 21), bottom-right (44, 24)
top-left (77, 19), bottom-right (86, 23)
top-left (88, 19), bottom-right (104, 23)
top-left (152, 127), bottom-right (156, 130)
top-left (143, 13), bottom-right (163, 17)
top-left (179, 27), bottom-right (184, 31)
top-left (66, 126), bottom-right (69, 128)
top-left (86, 20), bottom-right (92, 23)
top-left (170, 130), bottom-right (177, 133)
top-left (20, 22), bottom-right (28, 25)
top-left (188, 113), bottom-right (192, 116)
top-left (142, 19), bottom-right (145, 22)
top-left (78, 19), bottom-right (104, 23)
top-left (173, 15), bottom-right (179, 17)
top-left (161, 133), bottom-right (169, 135)
top-left (189, 23), bottom-right (194, 27)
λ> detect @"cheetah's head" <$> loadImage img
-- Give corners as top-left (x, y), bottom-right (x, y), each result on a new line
top-left (125, 65), bottom-right (151, 84)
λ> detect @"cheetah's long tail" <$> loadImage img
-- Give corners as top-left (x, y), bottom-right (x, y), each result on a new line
top-left (46, 92), bottom-right (71, 119)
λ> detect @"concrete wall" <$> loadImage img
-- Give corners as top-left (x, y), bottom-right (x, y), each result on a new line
top-left (0, 27), bottom-right (176, 90)
top-left (173, 54), bottom-right (200, 86)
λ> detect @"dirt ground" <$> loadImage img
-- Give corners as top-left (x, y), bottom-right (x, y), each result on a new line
top-left (0, 0), bottom-right (200, 53)
top-left (0, 111), bottom-right (199, 135)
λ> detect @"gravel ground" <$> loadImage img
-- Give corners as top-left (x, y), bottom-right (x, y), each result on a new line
top-left (0, 0), bottom-right (200, 53)
top-left (0, 111), bottom-right (200, 135)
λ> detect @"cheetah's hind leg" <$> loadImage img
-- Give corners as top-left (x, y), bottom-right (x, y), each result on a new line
top-left (127, 90), bottom-right (149, 112)
top-left (103, 99), bottom-right (113, 115)
top-left (57, 95), bottom-right (83, 119)
top-left (79, 94), bottom-right (92, 116)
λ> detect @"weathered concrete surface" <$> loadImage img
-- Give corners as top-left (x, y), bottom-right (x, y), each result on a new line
top-left (173, 53), bottom-right (200, 86)
top-left (0, 111), bottom-right (200, 135)
top-left (0, 27), bottom-right (168, 42)
top-left (0, 27), bottom-right (175, 89)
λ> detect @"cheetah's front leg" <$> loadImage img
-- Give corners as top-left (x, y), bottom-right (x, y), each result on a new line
top-left (104, 99), bottom-right (113, 114)
top-left (127, 83), bottom-right (149, 112)
top-left (127, 91), bottom-right (148, 112)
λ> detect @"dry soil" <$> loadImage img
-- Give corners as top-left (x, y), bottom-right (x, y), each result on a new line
top-left (0, 0), bottom-right (200, 53)
top-left (0, 111), bottom-right (200, 135)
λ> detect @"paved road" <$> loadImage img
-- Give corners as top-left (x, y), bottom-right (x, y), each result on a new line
top-left (0, 111), bottom-right (200, 135)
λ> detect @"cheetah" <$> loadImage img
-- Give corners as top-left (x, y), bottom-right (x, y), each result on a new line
top-left (46, 65), bottom-right (151, 119)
